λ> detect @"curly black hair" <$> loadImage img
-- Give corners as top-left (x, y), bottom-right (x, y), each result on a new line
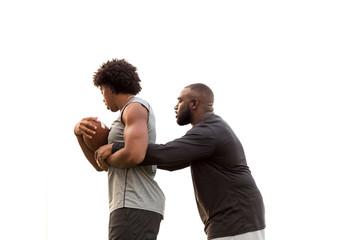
top-left (93, 59), bottom-right (142, 95)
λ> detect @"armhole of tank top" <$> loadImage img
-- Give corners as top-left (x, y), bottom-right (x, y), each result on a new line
top-left (120, 100), bottom-right (150, 124)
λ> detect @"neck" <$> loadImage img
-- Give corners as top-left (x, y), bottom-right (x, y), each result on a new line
top-left (191, 112), bottom-right (214, 126)
top-left (116, 94), bottom-right (135, 111)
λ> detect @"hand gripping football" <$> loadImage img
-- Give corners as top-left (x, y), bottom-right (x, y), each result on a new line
top-left (83, 120), bottom-right (110, 151)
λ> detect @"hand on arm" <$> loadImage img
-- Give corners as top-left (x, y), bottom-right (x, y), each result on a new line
top-left (94, 144), bottom-right (113, 171)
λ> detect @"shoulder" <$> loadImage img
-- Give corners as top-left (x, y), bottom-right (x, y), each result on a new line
top-left (122, 102), bottom-right (149, 125)
top-left (187, 118), bottom-right (218, 138)
top-left (131, 97), bottom-right (151, 111)
top-left (189, 115), bottom-right (225, 135)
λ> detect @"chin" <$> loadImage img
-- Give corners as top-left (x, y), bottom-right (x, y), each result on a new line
top-left (176, 119), bottom-right (190, 126)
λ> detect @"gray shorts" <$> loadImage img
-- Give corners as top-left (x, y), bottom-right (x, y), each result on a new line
top-left (211, 229), bottom-right (265, 240)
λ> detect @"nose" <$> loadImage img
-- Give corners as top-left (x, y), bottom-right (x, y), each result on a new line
top-left (174, 103), bottom-right (178, 110)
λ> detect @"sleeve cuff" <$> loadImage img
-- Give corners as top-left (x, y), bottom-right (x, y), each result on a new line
top-left (112, 142), bottom-right (125, 154)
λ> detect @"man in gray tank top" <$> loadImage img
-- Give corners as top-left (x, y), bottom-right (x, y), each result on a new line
top-left (74, 59), bottom-right (165, 240)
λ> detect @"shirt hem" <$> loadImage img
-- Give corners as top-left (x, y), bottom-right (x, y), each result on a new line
top-left (208, 226), bottom-right (266, 240)
top-left (110, 205), bottom-right (165, 218)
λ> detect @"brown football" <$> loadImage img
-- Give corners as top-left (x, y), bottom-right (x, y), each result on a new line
top-left (83, 120), bottom-right (110, 151)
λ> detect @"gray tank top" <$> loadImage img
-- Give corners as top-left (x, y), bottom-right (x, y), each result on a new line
top-left (107, 97), bottom-right (165, 216)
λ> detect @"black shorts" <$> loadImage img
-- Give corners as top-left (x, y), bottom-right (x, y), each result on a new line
top-left (109, 208), bottom-right (162, 240)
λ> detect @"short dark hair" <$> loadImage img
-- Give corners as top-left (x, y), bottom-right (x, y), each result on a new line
top-left (93, 59), bottom-right (142, 95)
top-left (186, 83), bottom-right (214, 102)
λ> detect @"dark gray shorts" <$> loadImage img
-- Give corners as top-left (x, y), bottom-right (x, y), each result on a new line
top-left (109, 208), bottom-right (162, 240)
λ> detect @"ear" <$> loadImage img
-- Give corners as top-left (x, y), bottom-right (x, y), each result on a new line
top-left (190, 99), bottom-right (200, 110)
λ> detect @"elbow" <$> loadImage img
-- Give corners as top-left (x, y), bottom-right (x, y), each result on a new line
top-left (158, 165), bottom-right (177, 172)
top-left (94, 165), bottom-right (104, 172)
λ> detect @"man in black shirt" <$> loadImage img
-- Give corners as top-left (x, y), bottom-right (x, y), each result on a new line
top-left (96, 83), bottom-right (266, 240)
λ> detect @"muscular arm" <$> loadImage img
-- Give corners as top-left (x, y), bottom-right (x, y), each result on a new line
top-left (106, 103), bottom-right (149, 168)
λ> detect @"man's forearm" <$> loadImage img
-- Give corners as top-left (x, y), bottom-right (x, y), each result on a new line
top-left (111, 142), bottom-right (167, 166)
top-left (107, 142), bottom-right (131, 168)
top-left (111, 128), bottom-right (214, 170)
top-left (111, 143), bottom-right (190, 170)
top-left (112, 142), bottom-right (191, 169)
top-left (107, 145), bottom-right (139, 168)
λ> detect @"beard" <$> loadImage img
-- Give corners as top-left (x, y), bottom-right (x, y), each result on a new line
top-left (177, 105), bottom-right (191, 126)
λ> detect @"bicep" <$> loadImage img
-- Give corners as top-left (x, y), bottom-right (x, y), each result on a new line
top-left (122, 103), bottom-right (149, 161)
top-left (124, 118), bottom-right (148, 155)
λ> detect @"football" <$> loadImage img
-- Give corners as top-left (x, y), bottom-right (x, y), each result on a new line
top-left (83, 120), bottom-right (110, 151)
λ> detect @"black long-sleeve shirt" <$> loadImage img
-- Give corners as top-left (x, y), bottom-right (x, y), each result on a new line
top-left (113, 115), bottom-right (265, 239)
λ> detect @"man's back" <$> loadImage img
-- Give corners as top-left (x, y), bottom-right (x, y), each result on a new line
top-left (189, 115), bottom-right (265, 239)
top-left (143, 115), bottom-right (265, 239)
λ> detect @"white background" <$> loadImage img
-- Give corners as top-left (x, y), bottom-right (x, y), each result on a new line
top-left (1, 1), bottom-right (359, 239)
